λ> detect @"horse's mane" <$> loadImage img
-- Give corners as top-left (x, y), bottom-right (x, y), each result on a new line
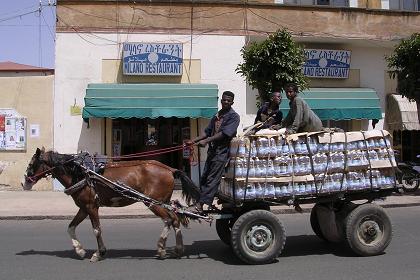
top-left (43, 150), bottom-right (85, 182)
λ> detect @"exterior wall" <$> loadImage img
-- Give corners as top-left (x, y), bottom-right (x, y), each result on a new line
top-left (55, 33), bottom-right (246, 155)
top-left (55, 0), bottom-right (411, 184)
top-left (56, 2), bottom-right (420, 41)
top-left (0, 74), bottom-right (54, 190)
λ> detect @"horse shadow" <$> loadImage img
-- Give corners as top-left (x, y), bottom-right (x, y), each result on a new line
top-left (16, 234), bottom-right (356, 264)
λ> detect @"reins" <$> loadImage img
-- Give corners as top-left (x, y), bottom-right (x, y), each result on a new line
top-left (28, 143), bottom-right (198, 182)
top-left (94, 143), bottom-right (198, 165)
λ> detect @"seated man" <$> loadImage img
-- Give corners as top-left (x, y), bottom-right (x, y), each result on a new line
top-left (254, 91), bottom-right (283, 129)
top-left (276, 83), bottom-right (323, 134)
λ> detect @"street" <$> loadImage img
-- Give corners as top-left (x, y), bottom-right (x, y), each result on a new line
top-left (1, 206), bottom-right (420, 280)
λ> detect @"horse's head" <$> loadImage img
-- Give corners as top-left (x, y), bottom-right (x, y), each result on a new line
top-left (21, 147), bottom-right (52, 190)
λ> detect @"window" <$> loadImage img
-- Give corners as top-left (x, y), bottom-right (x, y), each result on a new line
top-left (389, 0), bottom-right (419, 10)
top-left (282, 0), bottom-right (349, 7)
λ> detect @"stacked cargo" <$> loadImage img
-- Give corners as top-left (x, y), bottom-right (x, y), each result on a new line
top-left (220, 130), bottom-right (397, 201)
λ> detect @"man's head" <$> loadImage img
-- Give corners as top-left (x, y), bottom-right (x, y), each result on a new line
top-left (284, 83), bottom-right (298, 100)
top-left (269, 91), bottom-right (282, 106)
top-left (221, 91), bottom-right (234, 111)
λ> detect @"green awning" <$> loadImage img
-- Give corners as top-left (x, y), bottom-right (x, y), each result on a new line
top-left (82, 83), bottom-right (218, 119)
top-left (279, 88), bottom-right (382, 120)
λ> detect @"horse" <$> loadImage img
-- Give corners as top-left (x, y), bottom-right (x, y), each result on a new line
top-left (22, 147), bottom-right (201, 262)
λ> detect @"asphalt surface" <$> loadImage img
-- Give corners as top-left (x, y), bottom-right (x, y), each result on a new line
top-left (1, 207), bottom-right (420, 280)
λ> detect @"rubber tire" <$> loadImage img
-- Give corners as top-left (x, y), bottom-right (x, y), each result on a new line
top-left (231, 210), bottom-right (286, 265)
top-left (216, 219), bottom-right (233, 246)
top-left (401, 172), bottom-right (420, 192)
top-left (310, 204), bottom-right (328, 242)
top-left (345, 204), bottom-right (392, 256)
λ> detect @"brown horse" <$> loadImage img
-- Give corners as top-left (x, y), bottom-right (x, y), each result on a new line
top-left (22, 147), bottom-right (200, 262)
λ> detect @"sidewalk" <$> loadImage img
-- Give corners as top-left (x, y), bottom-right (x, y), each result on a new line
top-left (1, 190), bottom-right (420, 220)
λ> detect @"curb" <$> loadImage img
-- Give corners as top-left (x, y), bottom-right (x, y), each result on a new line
top-left (2, 203), bottom-right (420, 221)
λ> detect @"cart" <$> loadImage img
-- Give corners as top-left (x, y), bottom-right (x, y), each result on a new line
top-left (209, 129), bottom-right (399, 264)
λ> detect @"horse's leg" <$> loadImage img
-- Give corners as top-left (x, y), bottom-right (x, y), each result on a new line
top-left (149, 205), bottom-right (173, 259)
top-left (172, 217), bottom-right (184, 258)
top-left (156, 219), bottom-right (171, 259)
top-left (68, 208), bottom-right (88, 259)
top-left (86, 206), bottom-right (107, 262)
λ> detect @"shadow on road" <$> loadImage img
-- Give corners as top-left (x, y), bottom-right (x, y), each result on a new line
top-left (16, 234), bottom-right (358, 263)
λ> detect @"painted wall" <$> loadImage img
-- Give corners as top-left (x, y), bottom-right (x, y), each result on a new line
top-left (0, 74), bottom-right (54, 190)
top-left (55, 33), bottom-right (247, 155)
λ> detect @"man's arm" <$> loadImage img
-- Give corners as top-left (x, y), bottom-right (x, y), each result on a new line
top-left (288, 98), bottom-right (304, 134)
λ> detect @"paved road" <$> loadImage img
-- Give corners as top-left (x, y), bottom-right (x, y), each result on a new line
top-left (1, 207), bottom-right (420, 280)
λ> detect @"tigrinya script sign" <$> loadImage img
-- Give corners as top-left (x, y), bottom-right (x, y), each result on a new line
top-left (123, 42), bottom-right (183, 76)
top-left (303, 49), bottom-right (351, 79)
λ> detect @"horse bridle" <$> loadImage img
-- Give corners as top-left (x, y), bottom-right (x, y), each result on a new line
top-left (26, 154), bottom-right (76, 183)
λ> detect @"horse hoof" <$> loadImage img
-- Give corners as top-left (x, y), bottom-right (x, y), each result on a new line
top-left (90, 252), bottom-right (104, 263)
top-left (174, 247), bottom-right (184, 258)
top-left (156, 250), bottom-right (166, 260)
top-left (75, 248), bottom-right (86, 259)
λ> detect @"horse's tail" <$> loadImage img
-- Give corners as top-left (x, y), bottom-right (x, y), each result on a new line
top-left (173, 170), bottom-right (200, 205)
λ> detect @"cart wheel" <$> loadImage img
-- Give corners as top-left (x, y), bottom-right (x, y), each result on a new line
top-left (231, 210), bottom-right (286, 264)
top-left (401, 172), bottom-right (420, 192)
top-left (345, 203), bottom-right (392, 256)
top-left (216, 219), bottom-right (234, 246)
top-left (310, 204), bottom-right (327, 242)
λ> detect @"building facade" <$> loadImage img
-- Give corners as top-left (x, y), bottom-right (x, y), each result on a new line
top-left (0, 62), bottom-right (54, 190)
top-left (55, 0), bottom-right (420, 183)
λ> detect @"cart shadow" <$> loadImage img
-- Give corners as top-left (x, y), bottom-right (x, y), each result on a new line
top-left (16, 235), bottom-right (357, 264)
top-left (281, 235), bottom-right (358, 258)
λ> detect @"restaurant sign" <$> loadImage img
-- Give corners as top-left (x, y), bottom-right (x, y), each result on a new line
top-left (123, 42), bottom-right (183, 76)
top-left (303, 49), bottom-right (351, 79)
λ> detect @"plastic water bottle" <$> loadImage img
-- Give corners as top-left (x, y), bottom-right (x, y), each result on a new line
top-left (265, 183), bottom-right (276, 198)
top-left (260, 159), bottom-right (267, 178)
top-left (308, 137), bottom-right (318, 154)
top-left (234, 158), bottom-right (243, 178)
top-left (276, 138), bottom-right (284, 156)
top-left (269, 138), bottom-right (277, 157)
top-left (287, 183), bottom-right (294, 195)
top-left (293, 157), bottom-right (301, 175)
top-left (235, 182), bottom-right (245, 199)
top-left (275, 183), bottom-right (282, 197)
top-left (246, 183), bottom-right (256, 199)
top-left (267, 159), bottom-right (275, 177)
top-left (248, 158), bottom-right (255, 178)
top-left (257, 137), bottom-right (269, 157)
top-left (250, 141), bottom-right (257, 158)
top-left (357, 140), bottom-right (365, 150)
top-left (368, 150), bottom-right (379, 162)
top-left (238, 139), bottom-right (246, 157)
top-left (254, 157), bottom-right (261, 178)
top-left (378, 138), bottom-right (386, 149)
top-left (255, 183), bottom-right (264, 198)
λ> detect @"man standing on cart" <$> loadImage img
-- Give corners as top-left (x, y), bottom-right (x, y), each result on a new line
top-left (186, 91), bottom-right (240, 214)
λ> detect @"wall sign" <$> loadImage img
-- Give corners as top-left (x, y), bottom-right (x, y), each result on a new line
top-left (122, 42), bottom-right (183, 76)
top-left (0, 109), bottom-right (26, 151)
top-left (303, 49), bottom-right (351, 78)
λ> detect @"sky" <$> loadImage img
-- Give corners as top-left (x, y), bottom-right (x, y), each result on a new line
top-left (0, 0), bottom-right (56, 69)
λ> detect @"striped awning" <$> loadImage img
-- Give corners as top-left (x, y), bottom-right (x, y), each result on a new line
top-left (279, 88), bottom-right (382, 120)
top-left (83, 83), bottom-right (218, 119)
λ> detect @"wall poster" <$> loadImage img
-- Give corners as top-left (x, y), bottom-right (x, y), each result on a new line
top-left (0, 109), bottom-right (27, 151)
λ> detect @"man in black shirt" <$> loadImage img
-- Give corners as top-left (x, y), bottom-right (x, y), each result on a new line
top-left (254, 91), bottom-right (283, 129)
top-left (186, 91), bottom-right (240, 213)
